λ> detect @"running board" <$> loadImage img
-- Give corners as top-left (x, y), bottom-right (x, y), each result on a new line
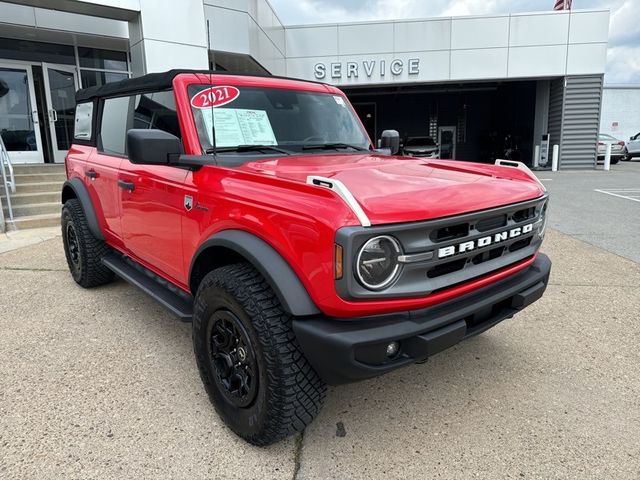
top-left (102, 254), bottom-right (193, 321)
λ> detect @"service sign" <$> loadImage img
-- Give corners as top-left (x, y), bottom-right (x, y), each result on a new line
top-left (191, 86), bottom-right (239, 109)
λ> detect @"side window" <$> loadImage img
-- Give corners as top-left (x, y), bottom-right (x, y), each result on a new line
top-left (133, 91), bottom-right (181, 139)
top-left (99, 90), bottom-right (180, 157)
top-left (74, 102), bottom-right (93, 140)
top-left (100, 96), bottom-right (132, 156)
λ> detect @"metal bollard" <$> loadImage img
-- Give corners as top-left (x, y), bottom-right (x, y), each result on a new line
top-left (552, 145), bottom-right (559, 171)
top-left (604, 142), bottom-right (611, 171)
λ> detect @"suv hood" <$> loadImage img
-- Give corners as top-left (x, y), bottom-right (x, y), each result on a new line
top-left (241, 153), bottom-right (545, 225)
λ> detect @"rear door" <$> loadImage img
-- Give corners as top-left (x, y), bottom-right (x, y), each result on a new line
top-left (117, 90), bottom-right (188, 283)
top-left (86, 96), bottom-right (131, 245)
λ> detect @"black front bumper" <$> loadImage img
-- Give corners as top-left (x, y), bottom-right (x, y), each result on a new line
top-left (293, 253), bottom-right (551, 385)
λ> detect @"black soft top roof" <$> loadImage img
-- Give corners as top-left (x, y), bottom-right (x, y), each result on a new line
top-left (75, 69), bottom-right (326, 103)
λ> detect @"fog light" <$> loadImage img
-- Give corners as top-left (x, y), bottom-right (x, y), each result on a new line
top-left (386, 341), bottom-right (400, 357)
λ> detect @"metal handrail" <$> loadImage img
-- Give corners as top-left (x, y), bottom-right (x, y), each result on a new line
top-left (0, 135), bottom-right (15, 222)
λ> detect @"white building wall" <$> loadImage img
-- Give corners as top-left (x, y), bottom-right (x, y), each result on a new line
top-left (600, 87), bottom-right (640, 142)
top-left (129, 0), bottom-right (209, 75)
top-left (285, 10), bottom-right (609, 86)
top-left (204, 0), bottom-right (285, 75)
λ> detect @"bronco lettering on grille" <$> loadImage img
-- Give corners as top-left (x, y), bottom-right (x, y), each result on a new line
top-left (438, 223), bottom-right (533, 259)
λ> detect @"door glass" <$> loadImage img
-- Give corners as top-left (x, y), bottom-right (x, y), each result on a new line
top-left (46, 68), bottom-right (76, 150)
top-left (0, 68), bottom-right (37, 152)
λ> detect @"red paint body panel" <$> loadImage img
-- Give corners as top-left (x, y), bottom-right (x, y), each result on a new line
top-left (66, 72), bottom-right (546, 319)
top-left (239, 154), bottom-right (545, 225)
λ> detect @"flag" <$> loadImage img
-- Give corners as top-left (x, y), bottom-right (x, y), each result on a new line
top-left (554, 0), bottom-right (572, 10)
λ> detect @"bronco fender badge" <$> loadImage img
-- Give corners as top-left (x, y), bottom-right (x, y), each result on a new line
top-left (184, 195), bottom-right (193, 211)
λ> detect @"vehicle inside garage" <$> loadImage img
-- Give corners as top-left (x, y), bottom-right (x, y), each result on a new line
top-left (346, 80), bottom-right (537, 165)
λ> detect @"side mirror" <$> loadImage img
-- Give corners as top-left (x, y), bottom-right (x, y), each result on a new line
top-left (380, 130), bottom-right (400, 155)
top-left (127, 129), bottom-right (183, 165)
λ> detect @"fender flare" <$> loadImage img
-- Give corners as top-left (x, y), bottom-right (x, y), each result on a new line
top-left (190, 230), bottom-right (320, 317)
top-left (61, 178), bottom-right (104, 241)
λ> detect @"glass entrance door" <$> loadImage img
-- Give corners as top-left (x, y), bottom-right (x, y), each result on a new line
top-left (42, 63), bottom-right (79, 163)
top-left (0, 64), bottom-right (44, 164)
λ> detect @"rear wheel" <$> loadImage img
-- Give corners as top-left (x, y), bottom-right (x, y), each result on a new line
top-left (192, 263), bottom-right (326, 446)
top-left (61, 199), bottom-right (114, 288)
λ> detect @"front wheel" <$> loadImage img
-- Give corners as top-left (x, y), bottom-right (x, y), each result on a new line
top-left (192, 263), bottom-right (326, 445)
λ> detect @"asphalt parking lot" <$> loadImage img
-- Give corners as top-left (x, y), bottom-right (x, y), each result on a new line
top-left (1, 168), bottom-right (639, 479)
top-left (535, 160), bottom-right (640, 263)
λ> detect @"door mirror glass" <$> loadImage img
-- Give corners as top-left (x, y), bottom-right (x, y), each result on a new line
top-left (127, 129), bottom-right (182, 165)
top-left (380, 129), bottom-right (400, 155)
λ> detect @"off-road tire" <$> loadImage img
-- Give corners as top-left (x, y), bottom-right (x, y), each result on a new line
top-left (61, 199), bottom-right (114, 288)
top-left (192, 262), bottom-right (326, 446)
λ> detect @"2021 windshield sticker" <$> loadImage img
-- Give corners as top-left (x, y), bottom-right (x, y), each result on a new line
top-left (191, 86), bottom-right (240, 109)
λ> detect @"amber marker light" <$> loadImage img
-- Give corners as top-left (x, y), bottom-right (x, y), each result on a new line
top-left (334, 244), bottom-right (344, 280)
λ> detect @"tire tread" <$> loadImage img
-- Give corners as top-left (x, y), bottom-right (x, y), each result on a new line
top-left (62, 199), bottom-right (113, 288)
top-left (193, 263), bottom-right (326, 446)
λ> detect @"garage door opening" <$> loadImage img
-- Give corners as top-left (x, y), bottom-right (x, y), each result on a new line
top-left (346, 80), bottom-right (537, 165)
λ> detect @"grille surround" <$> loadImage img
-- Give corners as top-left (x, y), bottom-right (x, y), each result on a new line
top-left (335, 195), bottom-right (548, 300)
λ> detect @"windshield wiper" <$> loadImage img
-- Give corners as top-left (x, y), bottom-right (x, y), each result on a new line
top-left (206, 145), bottom-right (292, 155)
top-left (302, 143), bottom-right (369, 152)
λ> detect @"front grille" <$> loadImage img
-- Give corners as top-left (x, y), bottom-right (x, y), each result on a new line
top-left (431, 223), bottom-right (468, 242)
top-left (476, 215), bottom-right (507, 232)
top-left (335, 195), bottom-right (548, 300)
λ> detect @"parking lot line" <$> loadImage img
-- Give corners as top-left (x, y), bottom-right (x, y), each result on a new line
top-left (594, 189), bottom-right (640, 203)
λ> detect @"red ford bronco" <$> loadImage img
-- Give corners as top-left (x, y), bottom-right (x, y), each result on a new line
top-left (62, 70), bottom-right (551, 445)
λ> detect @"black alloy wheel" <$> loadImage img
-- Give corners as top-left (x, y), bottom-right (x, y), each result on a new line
top-left (208, 309), bottom-right (259, 408)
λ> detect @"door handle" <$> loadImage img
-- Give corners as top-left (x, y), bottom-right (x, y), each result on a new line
top-left (49, 109), bottom-right (58, 122)
top-left (118, 179), bottom-right (135, 191)
top-left (85, 170), bottom-right (97, 179)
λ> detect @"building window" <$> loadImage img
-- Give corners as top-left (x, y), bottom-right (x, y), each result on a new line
top-left (77, 46), bottom-right (129, 89)
top-left (80, 70), bottom-right (128, 89)
top-left (0, 38), bottom-right (75, 65)
top-left (78, 47), bottom-right (128, 71)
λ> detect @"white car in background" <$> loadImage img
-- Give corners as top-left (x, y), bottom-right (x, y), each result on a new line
top-left (597, 134), bottom-right (625, 164)
top-left (624, 131), bottom-right (640, 161)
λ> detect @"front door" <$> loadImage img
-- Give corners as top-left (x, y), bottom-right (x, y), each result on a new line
top-left (42, 63), bottom-right (79, 163)
top-left (119, 162), bottom-right (188, 282)
top-left (0, 63), bottom-right (44, 164)
top-left (438, 126), bottom-right (457, 159)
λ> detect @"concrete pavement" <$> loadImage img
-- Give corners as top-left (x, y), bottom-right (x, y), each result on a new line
top-left (1, 228), bottom-right (639, 479)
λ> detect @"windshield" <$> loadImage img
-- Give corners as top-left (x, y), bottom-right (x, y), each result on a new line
top-left (405, 137), bottom-right (436, 147)
top-left (188, 84), bottom-right (371, 154)
top-left (599, 134), bottom-right (617, 141)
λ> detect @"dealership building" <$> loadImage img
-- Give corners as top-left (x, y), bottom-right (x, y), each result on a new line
top-left (0, 0), bottom-right (612, 169)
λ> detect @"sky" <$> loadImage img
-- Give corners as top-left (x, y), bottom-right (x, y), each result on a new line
top-left (268, 0), bottom-right (640, 84)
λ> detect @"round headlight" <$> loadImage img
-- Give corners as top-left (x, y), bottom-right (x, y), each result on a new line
top-left (356, 235), bottom-right (402, 290)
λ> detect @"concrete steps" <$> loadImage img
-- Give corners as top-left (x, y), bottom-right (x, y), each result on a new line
top-left (2, 164), bottom-right (65, 231)
top-left (11, 213), bottom-right (61, 230)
